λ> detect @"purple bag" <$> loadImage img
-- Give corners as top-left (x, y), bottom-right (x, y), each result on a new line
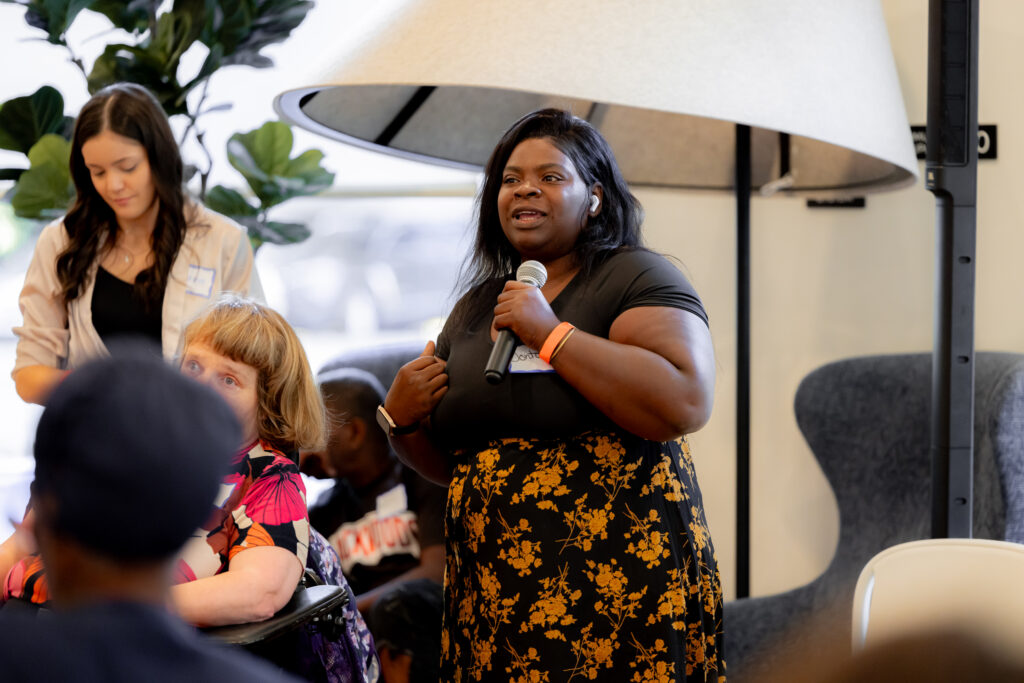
top-left (298, 529), bottom-right (380, 683)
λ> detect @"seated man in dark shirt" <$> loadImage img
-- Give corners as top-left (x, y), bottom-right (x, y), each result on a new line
top-left (301, 367), bottom-right (445, 683)
top-left (0, 349), bottom-right (301, 683)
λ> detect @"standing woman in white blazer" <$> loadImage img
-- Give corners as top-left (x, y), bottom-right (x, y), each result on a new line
top-left (12, 82), bottom-right (261, 404)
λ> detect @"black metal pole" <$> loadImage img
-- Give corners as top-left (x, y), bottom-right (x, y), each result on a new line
top-left (736, 124), bottom-right (751, 597)
top-left (925, 0), bottom-right (978, 538)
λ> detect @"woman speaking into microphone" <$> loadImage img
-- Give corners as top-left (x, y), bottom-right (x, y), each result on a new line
top-left (382, 108), bottom-right (722, 682)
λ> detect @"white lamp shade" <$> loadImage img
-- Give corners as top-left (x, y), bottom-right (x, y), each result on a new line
top-left (276, 0), bottom-right (918, 195)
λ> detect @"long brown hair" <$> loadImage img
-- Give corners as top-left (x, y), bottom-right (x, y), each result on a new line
top-left (451, 108), bottom-right (644, 330)
top-left (57, 82), bottom-right (187, 312)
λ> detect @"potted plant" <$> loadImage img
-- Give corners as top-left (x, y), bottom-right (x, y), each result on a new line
top-left (0, 0), bottom-right (333, 250)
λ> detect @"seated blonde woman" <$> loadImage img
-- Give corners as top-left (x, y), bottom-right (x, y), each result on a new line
top-left (3, 295), bottom-right (320, 624)
top-left (1, 296), bottom-right (378, 679)
top-left (171, 294), bottom-right (325, 625)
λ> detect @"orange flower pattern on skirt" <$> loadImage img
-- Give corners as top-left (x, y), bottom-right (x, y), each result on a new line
top-left (441, 431), bottom-right (725, 682)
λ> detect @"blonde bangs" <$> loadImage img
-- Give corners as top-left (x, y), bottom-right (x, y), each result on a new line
top-left (183, 295), bottom-right (326, 452)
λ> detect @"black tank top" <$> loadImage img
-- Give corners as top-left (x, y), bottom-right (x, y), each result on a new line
top-left (91, 267), bottom-right (163, 348)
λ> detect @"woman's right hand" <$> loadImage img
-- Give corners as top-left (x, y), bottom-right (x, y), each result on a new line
top-left (384, 341), bottom-right (448, 426)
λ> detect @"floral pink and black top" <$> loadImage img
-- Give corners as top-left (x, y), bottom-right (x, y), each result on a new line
top-left (175, 439), bottom-right (309, 582)
top-left (2, 440), bottom-right (309, 605)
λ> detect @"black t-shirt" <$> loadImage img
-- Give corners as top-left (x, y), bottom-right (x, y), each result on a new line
top-left (308, 458), bottom-right (446, 596)
top-left (432, 248), bottom-right (708, 448)
top-left (91, 267), bottom-right (162, 347)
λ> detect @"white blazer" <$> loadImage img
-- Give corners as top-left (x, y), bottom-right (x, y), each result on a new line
top-left (12, 204), bottom-right (263, 374)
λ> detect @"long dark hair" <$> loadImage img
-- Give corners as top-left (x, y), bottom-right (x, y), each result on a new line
top-left (57, 82), bottom-right (187, 311)
top-left (451, 108), bottom-right (644, 328)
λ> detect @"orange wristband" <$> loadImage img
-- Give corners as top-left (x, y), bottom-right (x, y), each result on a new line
top-left (539, 322), bottom-right (575, 364)
top-left (549, 326), bottom-right (576, 363)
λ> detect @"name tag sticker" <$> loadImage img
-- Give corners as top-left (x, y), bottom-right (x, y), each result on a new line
top-left (376, 484), bottom-right (409, 518)
top-left (186, 265), bottom-right (215, 298)
top-left (213, 482), bottom-right (236, 509)
top-left (508, 344), bottom-right (554, 374)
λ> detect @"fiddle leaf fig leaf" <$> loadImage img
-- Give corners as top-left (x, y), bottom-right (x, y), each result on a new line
top-left (11, 134), bottom-right (74, 218)
top-left (226, 121), bottom-right (334, 209)
top-left (150, 10), bottom-right (197, 71)
top-left (7, 0), bottom-right (92, 44)
top-left (205, 185), bottom-right (259, 217)
top-left (88, 0), bottom-right (158, 33)
top-left (88, 45), bottom-right (188, 116)
top-left (228, 121), bottom-right (290, 179)
top-left (205, 186), bottom-right (312, 252)
top-left (0, 86), bottom-right (73, 154)
top-left (254, 220), bottom-right (310, 245)
top-left (87, 14), bottom-right (197, 115)
top-left (169, 0), bottom-right (216, 43)
top-left (184, 0), bottom-right (311, 69)
top-left (243, 219), bottom-right (311, 251)
top-left (284, 149), bottom-right (334, 191)
top-left (208, 0), bottom-right (251, 56)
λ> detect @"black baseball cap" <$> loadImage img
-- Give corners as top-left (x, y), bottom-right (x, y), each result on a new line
top-left (32, 346), bottom-right (241, 560)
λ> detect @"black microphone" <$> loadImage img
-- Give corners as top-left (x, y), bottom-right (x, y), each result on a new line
top-left (484, 260), bottom-right (547, 384)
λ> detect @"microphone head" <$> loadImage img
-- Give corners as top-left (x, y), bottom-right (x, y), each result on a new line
top-left (516, 260), bottom-right (547, 288)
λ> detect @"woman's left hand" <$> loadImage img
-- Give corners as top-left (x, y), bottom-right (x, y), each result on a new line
top-left (491, 280), bottom-right (561, 349)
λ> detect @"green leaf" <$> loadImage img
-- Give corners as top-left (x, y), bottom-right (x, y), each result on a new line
top-left (247, 0), bottom-right (312, 50)
top-left (230, 121), bottom-right (293, 177)
top-left (205, 185), bottom-right (258, 217)
top-left (0, 86), bottom-right (71, 154)
top-left (150, 10), bottom-right (196, 69)
top-left (226, 121), bottom-right (334, 209)
top-left (13, 0), bottom-right (93, 44)
top-left (189, 0), bottom-right (312, 69)
top-left (86, 10), bottom-right (200, 114)
top-left (210, 0), bottom-right (252, 56)
top-left (87, 42), bottom-right (190, 116)
top-left (167, 0), bottom-right (216, 54)
top-left (284, 149), bottom-right (333, 190)
top-left (11, 134), bottom-right (75, 218)
top-left (27, 133), bottom-right (69, 168)
top-left (0, 124), bottom-right (19, 156)
top-left (88, 0), bottom-right (158, 33)
top-left (242, 218), bottom-right (310, 251)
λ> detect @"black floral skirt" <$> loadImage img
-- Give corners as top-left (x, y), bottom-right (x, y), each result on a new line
top-left (441, 430), bottom-right (725, 682)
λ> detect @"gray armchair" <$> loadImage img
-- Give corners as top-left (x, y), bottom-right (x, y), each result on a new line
top-left (724, 352), bottom-right (1024, 681)
top-left (319, 340), bottom-right (426, 390)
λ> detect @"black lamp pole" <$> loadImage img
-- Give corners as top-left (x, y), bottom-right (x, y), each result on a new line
top-left (735, 123), bottom-right (752, 598)
top-left (926, 0), bottom-right (979, 538)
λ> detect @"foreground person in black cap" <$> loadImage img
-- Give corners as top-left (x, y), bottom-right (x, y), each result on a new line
top-left (0, 349), bottom-right (302, 682)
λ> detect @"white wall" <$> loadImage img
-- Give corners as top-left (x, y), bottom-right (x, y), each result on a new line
top-left (644, 0), bottom-right (1024, 600)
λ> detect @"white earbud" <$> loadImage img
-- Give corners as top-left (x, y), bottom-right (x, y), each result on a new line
top-left (589, 194), bottom-right (600, 212)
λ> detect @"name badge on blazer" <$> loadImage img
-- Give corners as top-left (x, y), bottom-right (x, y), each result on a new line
top-left (186, 265), bottom-right (216, 298)
top-left (508, 345), bottom-right (554, 374)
